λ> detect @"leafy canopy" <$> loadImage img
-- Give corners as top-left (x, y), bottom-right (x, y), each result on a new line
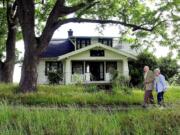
top-left (0, 7), bottom-right (7, 59)
top-left (33, 0), bottom-right (180, 50)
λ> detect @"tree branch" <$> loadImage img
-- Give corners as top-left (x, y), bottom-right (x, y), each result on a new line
top-left (54, 17), bottom-right (156, 32)
top-left (38, 0), bottom-right (98, 53)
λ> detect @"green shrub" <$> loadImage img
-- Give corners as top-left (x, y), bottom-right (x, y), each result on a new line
top-left (158, 55), bottom-right (179, 81)
top-left (110, 69), bottom-right (131, 94)
top-left (72, 74), bottom-right (84, 85)
top-left (169, 73), bottom-right (180, 86)
top-left (47, 71), bottom-right (63, 84)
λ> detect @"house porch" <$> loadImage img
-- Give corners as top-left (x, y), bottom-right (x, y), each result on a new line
top-left (64, 60), bottom-right (128, 84)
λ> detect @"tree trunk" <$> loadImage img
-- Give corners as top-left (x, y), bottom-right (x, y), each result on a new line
top-left (17, 0), bottom-right (39, 92)
top-left (1, 25), bottom-right (16, 83)
top-left (0, 62), bottom-right (3, 81)
top-left (19, 38), bottom-right (39, 92)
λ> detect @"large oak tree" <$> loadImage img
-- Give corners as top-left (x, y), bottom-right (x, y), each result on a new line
top-left (0, 0), bottom-right (18, 83)
top-left (15, 0), bottom-right (179, 92)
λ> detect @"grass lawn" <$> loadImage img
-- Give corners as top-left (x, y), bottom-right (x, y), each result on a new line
top-left (0, 84), bottom-right (179, 107)
top-left (0, 102), bottom-right (179, 135)
top-left (0, 84), bottom-right (179, 135)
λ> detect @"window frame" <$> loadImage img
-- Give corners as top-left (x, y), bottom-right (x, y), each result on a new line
top-left (76, 38), bottom-right (91, 49)
top-left (98, 38), bottom-right (113, 47)
top-left (72, 61), bottom-right (84, 74)
top-left (90, 50), bottom-right (105, 57)
top-left (45, 61), bottom-right (63, 76)
top-left (106, 61), bottom-right (117, 73)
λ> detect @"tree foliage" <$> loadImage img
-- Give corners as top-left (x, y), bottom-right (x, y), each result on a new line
top-left (0, 7), bottom-right (7, 59)
top-left (158, 54), bottom-right (179, 81)
top-left (129, 51), bottom-right (158, 87)
top-left (129, 51), bottom-right (179, 86)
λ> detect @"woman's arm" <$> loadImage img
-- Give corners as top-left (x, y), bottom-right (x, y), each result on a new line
top-left (160, 75), bottom-right (167, 91)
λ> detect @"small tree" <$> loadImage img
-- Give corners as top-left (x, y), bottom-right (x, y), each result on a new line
top-left (129, 51), bottom-right (158, 87)
top-left (158, 54), bottom-right (179, 81)
top-left (110, 69), bottom-right (131, 94)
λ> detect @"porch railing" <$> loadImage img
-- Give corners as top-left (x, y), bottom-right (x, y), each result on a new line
top-left (71, 73), bottom-right (112, 83)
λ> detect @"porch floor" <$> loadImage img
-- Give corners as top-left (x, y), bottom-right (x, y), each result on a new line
top-left (82, 81), bottom-right (112, 85)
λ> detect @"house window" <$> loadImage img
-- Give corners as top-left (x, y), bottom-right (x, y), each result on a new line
top-left (45, 61), bottom-right (63, 75)
top-left (90, 50), bottom-right (105, 57)
top-left (76, 38), bottom-right (91, 49)
top-left (72, 61), bottom-right (84, 74)
top-left (106, 61), bottom-right (117, 73)
top-left (98, 38), bottom-right (113, 47)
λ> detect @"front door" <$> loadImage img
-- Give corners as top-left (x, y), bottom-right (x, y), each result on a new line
top-left (86, 62), bottom-right (104, 81)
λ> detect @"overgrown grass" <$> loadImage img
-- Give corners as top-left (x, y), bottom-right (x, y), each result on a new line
top-left (0, 102), bottom-right (179, 135)
top-left (0, 84), bottom-right (179, 135)
top-left (0, 83), bottom-right (179, 106)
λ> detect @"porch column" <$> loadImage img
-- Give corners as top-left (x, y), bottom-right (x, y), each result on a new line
top-left (83, 61), bottom-right (86, 81)
top-left (123, 58), bottom-right (129, 78)
top-left (104, 61), bottom-right (107, 81)
top-left (65, 59), bottom-right (71, 84)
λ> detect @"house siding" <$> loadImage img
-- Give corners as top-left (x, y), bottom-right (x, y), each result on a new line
top-left (37, 60), bottom-right (49, 84)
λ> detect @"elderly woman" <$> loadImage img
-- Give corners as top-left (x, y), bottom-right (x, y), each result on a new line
top-left (154, 68), bottom-right (168, 106)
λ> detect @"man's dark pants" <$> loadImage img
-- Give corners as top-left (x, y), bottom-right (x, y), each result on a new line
top-left (144, 90), bottom-right (154, 104)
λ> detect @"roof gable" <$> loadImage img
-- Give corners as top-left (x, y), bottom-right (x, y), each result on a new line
top-left (58, 43), bottom-right (137, 60)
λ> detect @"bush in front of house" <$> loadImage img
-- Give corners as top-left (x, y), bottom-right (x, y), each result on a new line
top-left (110, 69), bottom-right (131, 94)
top-left (47, 71), bottom-right (63, 84)
top-left (72, 74), bottom-right (84, 85)
top-left (112, 75), bottom-right (132, 94)
top-left (128, 50), bottom-right (158, 87)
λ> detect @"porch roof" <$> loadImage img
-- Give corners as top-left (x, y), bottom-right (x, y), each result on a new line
top-left (58, 43), bottom-right (137, 60)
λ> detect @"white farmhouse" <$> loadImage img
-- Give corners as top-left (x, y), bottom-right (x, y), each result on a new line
top-left (37, 29), bottom-right (137, 84)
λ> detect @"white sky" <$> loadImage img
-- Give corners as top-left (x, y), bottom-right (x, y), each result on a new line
top-left (13, 23), bottom-right (177, 83)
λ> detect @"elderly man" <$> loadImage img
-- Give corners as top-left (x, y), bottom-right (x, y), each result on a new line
top-left (142, 66), bottom-right (154, 107)
top-left (154, 68), bottom-right (167, 106)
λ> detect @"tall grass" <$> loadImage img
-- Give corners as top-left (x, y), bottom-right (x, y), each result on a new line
top-left (0, 102), bottom-right (179, 135)
top-left (0, 83), bottom-right (179, 106)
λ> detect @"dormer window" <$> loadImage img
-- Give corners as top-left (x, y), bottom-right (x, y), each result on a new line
top-left (98, 38), bottom-right (113, 47)
top-left (76, 38), bottom-right (91, 49)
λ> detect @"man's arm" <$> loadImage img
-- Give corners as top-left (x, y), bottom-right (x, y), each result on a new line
top-left (145, 71), bottom-right (154, 83)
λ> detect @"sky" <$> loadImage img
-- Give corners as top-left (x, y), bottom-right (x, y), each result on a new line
top-left (13, 23), bottom-right (178, 83)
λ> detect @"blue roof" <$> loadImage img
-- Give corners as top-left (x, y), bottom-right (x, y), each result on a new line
top-left (40, 39), bottom-right (75, 58)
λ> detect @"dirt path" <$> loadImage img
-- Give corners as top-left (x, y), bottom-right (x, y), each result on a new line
top-left (9, 103), bottom-right (177, 112)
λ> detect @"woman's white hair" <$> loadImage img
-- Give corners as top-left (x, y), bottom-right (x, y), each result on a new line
top-left (154, 68), bottom-right (160, 73)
